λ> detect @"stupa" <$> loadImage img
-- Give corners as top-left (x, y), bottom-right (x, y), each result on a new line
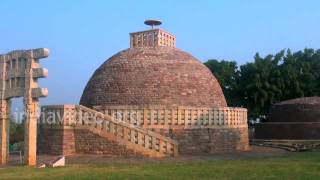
top-left (39, 20), bottom-right (249, 156)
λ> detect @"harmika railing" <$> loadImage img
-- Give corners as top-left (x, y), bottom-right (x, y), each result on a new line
top-left (41, 105), bottom-right (179, 157)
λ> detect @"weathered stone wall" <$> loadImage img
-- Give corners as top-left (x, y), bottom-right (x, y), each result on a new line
top-left (38, 127), bottom-right (63, 155)
top-left (38, 127), bottom-right (75, 155)
top-left (74, 128), bottom-right (143, 157)
top-left (38, 127), bottom-right (144, 157)
top-left (151, 127), bottom-right (249, 154)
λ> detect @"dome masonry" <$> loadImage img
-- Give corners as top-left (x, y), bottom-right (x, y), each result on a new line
top-left (268, 97), bottom-right (320, 123)
top-left (80, 21), bottom-right (227, 108)
top-left (255, 96), bottom-right (320, 140)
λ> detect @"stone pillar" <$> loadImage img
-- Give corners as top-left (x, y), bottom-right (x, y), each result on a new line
top-left (0, 100), bottom-right (9, 165)
top-left (0, 54), bottom-right (9, 165)
top-left (24, 101), bottom-right (38, 166)
top-left (23, 50), bottom-right (39, 166)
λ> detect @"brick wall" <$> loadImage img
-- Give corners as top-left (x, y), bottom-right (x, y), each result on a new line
top-left (152, 127), bottom-right (249, 154)
top-left (38, 126), bottom-right (144, 157)
top-left (38, 126), bottom-right (249, 155)
top-left (74, 128), bottom-right (143, 157)
top-left (38, 127), bottom-right (75, 155)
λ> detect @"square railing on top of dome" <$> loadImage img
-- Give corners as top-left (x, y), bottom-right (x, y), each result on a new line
top-left (130, 29), bottom-right (176, 48)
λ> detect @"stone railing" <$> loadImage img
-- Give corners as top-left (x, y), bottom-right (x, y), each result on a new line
top-left (40, 105), bottom-right (178, 157)
top-left (93, 106), bottom-right (248, 129)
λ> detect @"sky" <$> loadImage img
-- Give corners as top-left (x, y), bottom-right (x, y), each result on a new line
top-left (1, 0), bottom-right (320, 107)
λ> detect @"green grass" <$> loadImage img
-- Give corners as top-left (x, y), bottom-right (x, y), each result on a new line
top-left (1, 152), bottom-right (320, 180)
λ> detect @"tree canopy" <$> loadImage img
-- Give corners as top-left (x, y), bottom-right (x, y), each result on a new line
top-left (204, 48), bottom-right (320, 121)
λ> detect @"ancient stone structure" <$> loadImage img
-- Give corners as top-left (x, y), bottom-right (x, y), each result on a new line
top-left (39, 21), bottom-right (249, 156)
top-left (80, 31), bottom-right (226, 108)
top-left (0, 48), bottom-right (49, 166)
top-left (255, 97), bottom-right (320, 139)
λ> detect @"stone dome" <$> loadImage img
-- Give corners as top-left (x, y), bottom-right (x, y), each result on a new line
top-left (256, 96), bottom-right (320, 140)
top-left (268, 97), bottom-right (320, 122)
top-left (80, 46), bottom-right (227, 108)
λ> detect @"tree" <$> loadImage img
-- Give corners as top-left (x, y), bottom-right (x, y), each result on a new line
top-left (238, 51), bottom-right (284, 120)
top-left (204, 48), bottom-right (320, 121)
top-left (280, 49), bottom-right (320, 99)
top-left (9, 118), bottom-right (24, 144)
top-left (204, 59), bottom-right (240, 106)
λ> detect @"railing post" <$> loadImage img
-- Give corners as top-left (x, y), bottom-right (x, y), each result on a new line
top-left (177, 107), bottom-right (182, 125)
top-left (145, 135), bottom-right (150, 149)
top-left (109, 122), bottom-right (114, 134)
top-left (164, 109), bottom-right (168, 126)
top-left (151, 137), bottom-right (157, 151)
top-left (143, 108), bottom-right (147, 128)
top-left (123, 127), bottom-right (129, 141)
top-left (159, 140), bottom-right (165, 154)
top-left (150, 109), bottom-right (155, 125)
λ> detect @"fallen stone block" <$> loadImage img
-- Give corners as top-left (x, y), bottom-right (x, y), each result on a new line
top-left (48, 156), bottom-right (65, 167)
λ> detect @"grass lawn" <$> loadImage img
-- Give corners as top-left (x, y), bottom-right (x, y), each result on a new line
top-left (0, 152), bottom-right (320, 180)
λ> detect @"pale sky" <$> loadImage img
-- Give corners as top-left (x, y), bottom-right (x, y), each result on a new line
top-left (1, 0), bottom-right (320, 107)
